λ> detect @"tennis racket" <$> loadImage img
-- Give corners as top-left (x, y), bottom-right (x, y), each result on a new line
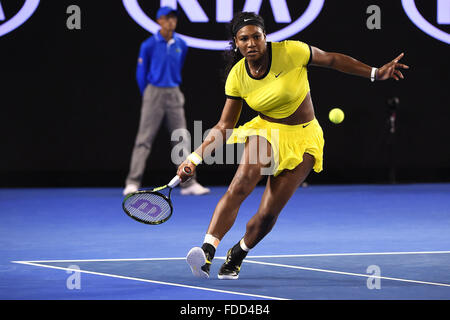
top-left (122, 167), bottom-right (191, 225)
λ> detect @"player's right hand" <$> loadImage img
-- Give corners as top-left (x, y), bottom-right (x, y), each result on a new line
top-left (177, 160), bottom-right (196, 182)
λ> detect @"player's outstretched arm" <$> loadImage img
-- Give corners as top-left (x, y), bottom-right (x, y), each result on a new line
top-left (309, 46), bottom-right (409, 81)
top-left (375, 53), bottom-right (409, 81)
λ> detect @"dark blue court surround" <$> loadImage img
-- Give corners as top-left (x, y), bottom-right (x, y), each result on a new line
top-left (1, 184), bottom-right (449, 299)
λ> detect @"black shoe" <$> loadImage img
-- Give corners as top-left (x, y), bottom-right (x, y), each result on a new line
top-left (218, 243), bottom-right (248, 280)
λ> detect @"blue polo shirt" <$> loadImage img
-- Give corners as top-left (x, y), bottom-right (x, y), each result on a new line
top-left (136, 31), bottom-right (188, 93)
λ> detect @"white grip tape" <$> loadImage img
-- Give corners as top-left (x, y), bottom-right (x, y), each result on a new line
top-left (168, 175), bottom-right (181, 188)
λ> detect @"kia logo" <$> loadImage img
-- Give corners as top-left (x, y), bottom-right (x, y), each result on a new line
top-left (0, 0), bottom-right (40, 37)
top-left (402, 0), bottom-right (450, 44)
top-left (123, 0), bottom-right (324, 50)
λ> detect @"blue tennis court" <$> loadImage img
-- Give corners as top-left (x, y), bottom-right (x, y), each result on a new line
top-left (1, 184), bottom-right (450, 300)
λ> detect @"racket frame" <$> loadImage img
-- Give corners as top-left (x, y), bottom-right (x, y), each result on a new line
top-left (122, 188), bottom-right (174, 225)
top-left (122, 167), bottom-right (190, 225)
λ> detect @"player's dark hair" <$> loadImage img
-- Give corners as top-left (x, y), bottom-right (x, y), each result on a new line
top-left (222, 12), bottom-right (266, 80)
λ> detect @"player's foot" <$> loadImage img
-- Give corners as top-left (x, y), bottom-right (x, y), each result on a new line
top-left (180, 182), bottom-right (210, 195)
top-left (218, 243), bottom-right (248, 280)
top-left (186, 247), bottom-right (212, 279)
top-left (123, 184), bottom-right (139, 196)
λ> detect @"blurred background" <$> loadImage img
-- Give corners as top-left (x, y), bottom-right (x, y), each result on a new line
top-left (1, 0), bottom-right (449, 188)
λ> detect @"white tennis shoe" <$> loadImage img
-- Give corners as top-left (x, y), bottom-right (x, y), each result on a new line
top-left (186, 247), bottom-right (210, 279)
top-left (181, 182), bottom-right (210, 195)
top-left (123, 184), bottom-right (139, 196)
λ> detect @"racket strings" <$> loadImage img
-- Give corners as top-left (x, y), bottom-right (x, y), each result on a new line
top-left (124, 192), bottom-right (172, 224)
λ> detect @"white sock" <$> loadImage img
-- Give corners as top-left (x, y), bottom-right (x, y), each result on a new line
top-left (239, 238), bottom-right (250, 252)
top-left (203, 234), bottom-right (220, 249)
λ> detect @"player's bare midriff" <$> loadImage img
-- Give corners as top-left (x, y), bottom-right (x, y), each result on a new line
top-left (258, 91), bottom-right (316, 125)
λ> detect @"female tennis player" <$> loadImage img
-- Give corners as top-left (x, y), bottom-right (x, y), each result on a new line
top-left (178, 12), bottom-right (409, 279)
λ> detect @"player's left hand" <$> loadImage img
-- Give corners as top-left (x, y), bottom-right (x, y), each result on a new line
top-left (376, 53), bottom-right (409, 81)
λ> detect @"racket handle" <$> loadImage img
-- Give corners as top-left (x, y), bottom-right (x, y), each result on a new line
top-left (168, 167), bottom-right (192, 188)
top-left (168, 175), bottom-right (181, 188)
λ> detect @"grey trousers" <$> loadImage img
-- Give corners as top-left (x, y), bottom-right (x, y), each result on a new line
top-left (125, 84), bottom-right (195, 188)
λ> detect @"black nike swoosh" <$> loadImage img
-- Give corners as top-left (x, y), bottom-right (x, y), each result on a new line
top-left (303, 123), bottom-right (311, 128)
top-left (275, 72), bottom-right (282, 78)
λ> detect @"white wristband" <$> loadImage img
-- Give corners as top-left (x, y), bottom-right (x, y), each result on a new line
top-left (187, 152), bottom-right (202, 166)
top-left (371, 67), bottom-right (378, 82)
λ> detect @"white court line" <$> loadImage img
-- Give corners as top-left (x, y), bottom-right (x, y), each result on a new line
top-left (245, 250), bottom-right (450, 259)
top-left (11, 250), bottom-right (450, 297)
top-left (11, 261), bottom-right (287, 301)
top-left (242, 261), bottom-right (450, 288)
top-left (12, 250), bottom-right (450, 263)
top-left (12, 257), bottom-right (187, 263)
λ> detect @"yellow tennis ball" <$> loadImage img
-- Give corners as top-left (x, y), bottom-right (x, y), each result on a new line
top-left (329, 108), bottom-right (345, 124)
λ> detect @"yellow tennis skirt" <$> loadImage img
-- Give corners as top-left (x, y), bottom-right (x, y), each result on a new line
top-left (226, 115), bottom-right (324, 176)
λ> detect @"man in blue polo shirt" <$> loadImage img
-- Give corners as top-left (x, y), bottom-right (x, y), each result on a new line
top-left (124, 6), bottom-right (210, 196)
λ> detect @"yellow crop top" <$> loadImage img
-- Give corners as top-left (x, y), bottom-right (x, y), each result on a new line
top-left (225, 40), bottom-right (311, 119)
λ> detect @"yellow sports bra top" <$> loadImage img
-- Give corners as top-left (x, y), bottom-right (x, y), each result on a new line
top-left (225, 40), bottom-right (311, 119)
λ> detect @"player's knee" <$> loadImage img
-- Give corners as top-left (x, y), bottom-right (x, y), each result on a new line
top-left (247, 210), bottom-right (279, 233)
top-left (227, 172), bottom-right (259, 199)
top-left (227, 183), bottom-right (251, 199)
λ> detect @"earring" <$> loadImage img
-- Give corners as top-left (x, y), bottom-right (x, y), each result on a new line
top-left (234, 48), bottom-right (238, 52)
